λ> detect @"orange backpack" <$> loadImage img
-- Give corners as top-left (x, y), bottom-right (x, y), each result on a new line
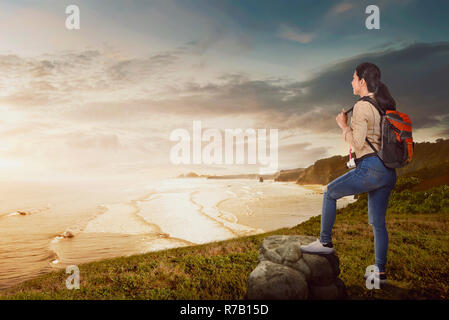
top-left (349, 96), bottom-right (414, 168)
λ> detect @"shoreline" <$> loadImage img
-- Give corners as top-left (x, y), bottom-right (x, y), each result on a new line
top-left (0, 179), bottom-right (341, 291)
top-left (300, 184), bottom-right (324, 194)
top-left (2, 209), bottom-right (447, 299)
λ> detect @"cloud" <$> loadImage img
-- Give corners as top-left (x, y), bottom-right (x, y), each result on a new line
top-left (183, 26), bottom-right (252, 55)
top-left (54, 41), bottom-right (449, 137)
top-left (61, 131), bottom-right (121, 150)
top-left (1, 41), bottom-right (448, 177)
top-left (106, 51), bottom-right (179, 82)
top-left (0, 45), bottom-right (196, 109)
top-left (330, 2), bottom-right (355, 15)
top-left (278, 142), bottom-right (329, 168)
top-left (3, 41), bottom-right (448, 135)
top-left (278, 24), bottom-right (315, 44)
top-left (290, 41), bottom-right (449, 130)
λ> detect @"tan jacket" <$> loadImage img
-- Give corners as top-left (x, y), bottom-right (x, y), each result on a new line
top-left (342, 96), bottom-right (382, 159)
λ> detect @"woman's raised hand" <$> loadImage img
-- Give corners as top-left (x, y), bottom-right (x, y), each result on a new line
top-left (336, 108), bottom-right (348, 130)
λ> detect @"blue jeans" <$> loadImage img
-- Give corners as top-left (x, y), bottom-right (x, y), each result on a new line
top-left (320, 155), bottom-right (397, 273)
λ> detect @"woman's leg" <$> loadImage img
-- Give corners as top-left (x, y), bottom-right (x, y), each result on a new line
top-left (320, 168), bottom-right (369, 243)
top-left (368, 184), bottom-right (394, 273)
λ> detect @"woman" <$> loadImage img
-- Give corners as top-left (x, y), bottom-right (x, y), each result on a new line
top-left (300, 62), bottom-right (397, 283)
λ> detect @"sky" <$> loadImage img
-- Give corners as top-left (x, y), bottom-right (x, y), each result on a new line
top-left (0, 0), bottom-right (448, 180)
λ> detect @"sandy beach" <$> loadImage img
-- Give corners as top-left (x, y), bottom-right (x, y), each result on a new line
top-left (301, 184), bottom-right (325, 193)
top-left (0, 177), bottom-right (356, 290)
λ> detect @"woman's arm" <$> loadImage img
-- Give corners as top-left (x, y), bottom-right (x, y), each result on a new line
top-left (342, 101), bottom-right (369, 150)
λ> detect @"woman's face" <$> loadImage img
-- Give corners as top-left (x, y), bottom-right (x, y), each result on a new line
top-left (351, 71), bottom-right (365, 96)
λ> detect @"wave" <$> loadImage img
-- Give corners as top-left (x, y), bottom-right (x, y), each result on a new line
top-left (190, 188), bottom-right (265, 237)
top-left (1, 205), bottom-right (51, 219)
top-left (47, 190), bottom-right (198, 268)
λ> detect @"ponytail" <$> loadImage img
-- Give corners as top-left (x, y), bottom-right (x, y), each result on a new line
top-left (374, 81), bottom-right (396, 111)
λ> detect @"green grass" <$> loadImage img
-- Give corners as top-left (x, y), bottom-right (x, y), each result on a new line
top-left (1, 180), bottom-right (448, 300)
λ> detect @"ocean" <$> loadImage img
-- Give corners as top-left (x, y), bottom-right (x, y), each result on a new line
top-left (0, 177), bottom-right (355, 289)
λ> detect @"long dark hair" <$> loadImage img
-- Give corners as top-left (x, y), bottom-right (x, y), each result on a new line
top-left (355, 62), bottom-right (396, 111)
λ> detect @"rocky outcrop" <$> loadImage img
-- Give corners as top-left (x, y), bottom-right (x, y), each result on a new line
top-left (63, 229), bottom-right (75, 238)
top-left (177, 172), bottom-right (200, 178)
top-left (207, 173), bottom-right (276, 180)
top-left (245, 235), bottom-right (347, 300)
top-left (274, 168), bottom-right (305, 182)
top-left (295, 155), bottom-right (349, 185)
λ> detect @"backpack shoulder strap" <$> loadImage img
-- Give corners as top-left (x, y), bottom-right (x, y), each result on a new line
top-left (365, 137), bottom-right (379, 153)
top-left (359, 96), bottom-right (385, 116)
top-left (345, 96), bottom-right (385, 116)
top-left (360, 96), bottom-right (382, 153)
top-left (344, 96), bottom-right (382, 154)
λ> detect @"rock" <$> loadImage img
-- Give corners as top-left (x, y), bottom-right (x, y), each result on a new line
top-left (185, 172), bottom-right (199, 178)
top-left (334, 278), bottom-right (347, 298)
top-left (63, 229), bottom-right (75, 238)
top-left (259, 235), bottom-right (316, 264)
top-left (285, 258), bottom-right (312, 281)
top-left (302, 253), bottom-right (338, 286)
top-left (309, 282), bottom-right (339, 300)
top-left (276, 242), bottom-right (300, 262)
top-left (324, 253), bottom-right (341, 278)
top-left (246, 260), bottom-right (308, 300)
top-left (246, 235), bottom-right (347, 300)
top-left (259, 247), bottom-right (283, 264)
top-left (310, 278), bottom-right (347, 300)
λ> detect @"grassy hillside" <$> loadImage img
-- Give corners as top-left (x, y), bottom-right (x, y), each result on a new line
top-left (397, 138), bottom-right (449, 175)
top-left (1, 171), bottom-right (448, 300)
top-left (294, 138), bottom-right (449, 185)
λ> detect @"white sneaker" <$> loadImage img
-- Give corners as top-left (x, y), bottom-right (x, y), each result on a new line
top-left (300, 239), bottom-right (334, 254)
